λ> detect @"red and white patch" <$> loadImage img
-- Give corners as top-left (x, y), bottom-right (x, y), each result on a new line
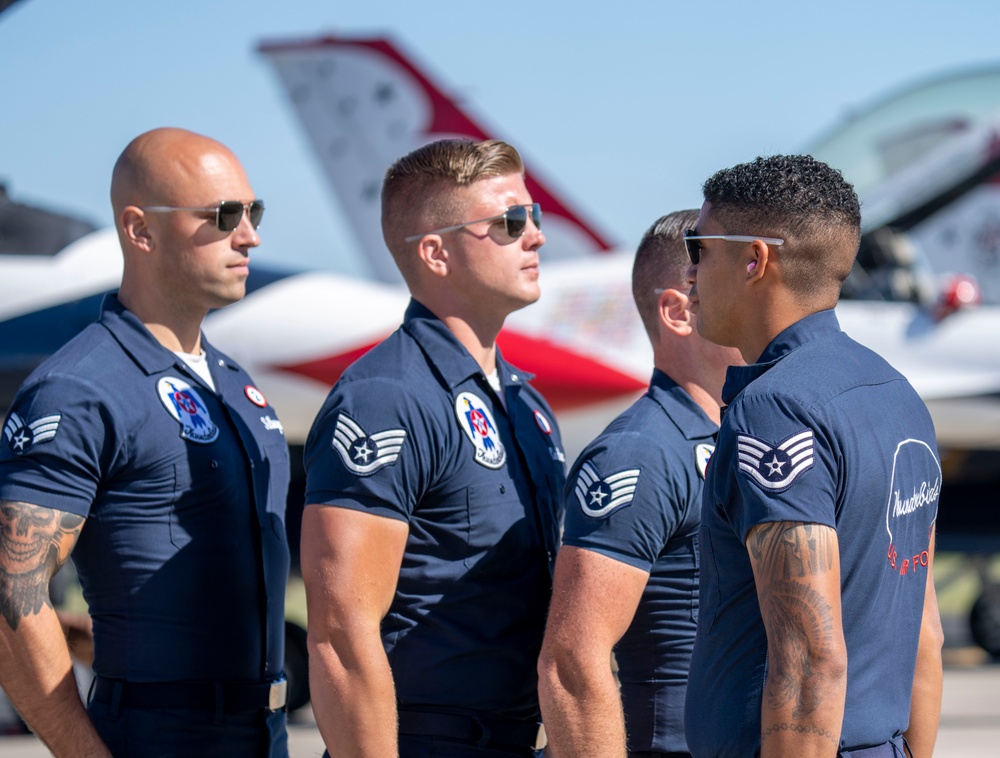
top-left (245, 385), bottom-right (267, 407)
top-left (533, 409), bottom-right (552, 435)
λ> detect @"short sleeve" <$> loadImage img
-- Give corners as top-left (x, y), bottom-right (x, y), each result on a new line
top-left (724, 393), bottom-right (838, 542)
top-left (303, 377), bottom-right (429, 522)
top-left (561, 432), bottom-right (684, 573)
top-left (0, 374), bottom-right (114, 516)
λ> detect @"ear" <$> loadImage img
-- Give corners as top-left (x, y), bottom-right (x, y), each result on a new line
top-left (657, 287), bottom-right (695, 337)
top-left (416, 234), bottom-right (449, 278)
top-left (121, 207), bottom-right (154, 252)
top-left (745, 240), bottom-right (771, 283)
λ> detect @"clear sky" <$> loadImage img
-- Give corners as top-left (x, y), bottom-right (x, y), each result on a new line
top-left (3, 0), bottom-right (1000, 274)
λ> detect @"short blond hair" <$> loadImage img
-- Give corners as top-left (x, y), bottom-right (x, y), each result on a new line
top-left (380, 139), bottom-right (524, 277)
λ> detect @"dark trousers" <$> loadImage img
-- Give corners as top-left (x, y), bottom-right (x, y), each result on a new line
top-left (88, 698), bottom-right (288, 758)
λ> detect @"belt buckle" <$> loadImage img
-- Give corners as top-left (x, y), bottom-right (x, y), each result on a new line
top-left (267, 679), bottom-right (288, 711)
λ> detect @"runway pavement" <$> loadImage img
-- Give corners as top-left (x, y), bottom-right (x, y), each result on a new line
top-left (2, 655), bottom-right (998, 756)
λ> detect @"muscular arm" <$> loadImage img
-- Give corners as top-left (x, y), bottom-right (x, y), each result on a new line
top-left (747, 521), bottom-right (847, 757)
top-left (538, 546), bottom-right (648, 758)
top-left (0, 500), bottom-right (110, 757)
top-left (301, 503), bottom-right (409, 758)
top-left (903, 526), bottom-right (943, 758)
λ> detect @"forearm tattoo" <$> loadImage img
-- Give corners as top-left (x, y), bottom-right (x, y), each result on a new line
top-left (749, 523), bottom-right (839, 725)
top-left (0, 501), bottom-right (84, 631)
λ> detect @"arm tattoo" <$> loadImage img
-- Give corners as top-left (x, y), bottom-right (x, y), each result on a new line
top-left (0, 500), bottom-right (84, 631)
top-left (750, 523), bottom-right (838, 719)
top-left (761, 722), bottom-right (839, 749)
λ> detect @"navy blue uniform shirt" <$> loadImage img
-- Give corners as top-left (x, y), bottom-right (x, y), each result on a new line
top-left (562, 369), bottom-right (714, 755)
top-left (0, 295), bottom-right (290, 683)
top-left (685, 310), bottom-right (940, 757)
top-left (305, 299), bottom-right (565, 721)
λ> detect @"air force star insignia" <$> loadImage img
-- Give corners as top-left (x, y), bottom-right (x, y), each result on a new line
top-left (575, 461), bottom-right (641, 518)
top-left (455, 392), bottom-right (506, 469)
top-left (3, 411), bottom-right (62, 455)
top-left (737, 429), bottom-right (814, 492)
top-left (332, 413), bottom-right (407, 475)
top-left (157, 377), bottom-right (219, 444)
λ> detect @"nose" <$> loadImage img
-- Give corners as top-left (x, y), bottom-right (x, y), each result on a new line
top-left (684, 261), bottom-right (697, 287)
top-left (232, 210), bottom-right (260, 250)
top-left (521, 216), bottom-right (544, 251)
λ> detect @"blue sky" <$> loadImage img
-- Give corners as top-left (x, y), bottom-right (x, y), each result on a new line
top-left (3, 0), bottom-right (1000, 273)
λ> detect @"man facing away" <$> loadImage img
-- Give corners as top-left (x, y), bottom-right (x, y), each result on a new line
top-left (683, 154), bottom-right (944, 758)
top-left (538, 210), bottom-right (742, 758)
top-left (301, 138), bottom-right (566, 758)
top-left (0, 128), bottom-right (291, 757)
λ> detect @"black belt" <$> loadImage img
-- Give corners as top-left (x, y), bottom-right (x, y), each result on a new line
top-left (397, 708), bottom-right (540, 750)
top-left (90, 676), bottom-right (288, 712)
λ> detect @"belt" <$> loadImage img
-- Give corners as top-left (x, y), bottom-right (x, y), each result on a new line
top-left (839, 738), bottom-right (906, 758)
top-left (397, 708), bottom-right (541, 750)
top-left (90, 676), bottom-right (288, 712)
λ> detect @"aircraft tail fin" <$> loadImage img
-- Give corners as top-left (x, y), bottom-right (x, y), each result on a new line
top-left (259, 35), bottom-right (616, 284)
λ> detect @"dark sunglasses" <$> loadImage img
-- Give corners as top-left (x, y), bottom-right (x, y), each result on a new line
top-left (683, 228), bottom-right (784, 265)
top-left (142, 200), bottom-right (265, 232)
top-left (405, 203), bottom-right (542, 243)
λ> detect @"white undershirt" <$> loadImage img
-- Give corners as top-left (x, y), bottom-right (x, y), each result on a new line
top-left (485, 368), bottom-right (501, 393)
top-left (174, 350), bottom-right (216, 392)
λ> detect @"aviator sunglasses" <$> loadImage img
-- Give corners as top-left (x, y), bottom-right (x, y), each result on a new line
top-left (683, 228), bottom-right (783, 265)
top-left (141, 199), bottom-right (265, 232)
top-left (405, 202), bottom-right (542, 244)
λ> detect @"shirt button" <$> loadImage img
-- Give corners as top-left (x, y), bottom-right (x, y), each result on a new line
top-left (510, 374), bottom-right (518, 382)
top-left (210, 460), bottom-right (219, 470)
top-left (499, 485), bottom-right (506, 494)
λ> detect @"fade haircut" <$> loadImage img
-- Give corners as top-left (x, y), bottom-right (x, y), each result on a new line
top-left (381, 139), bottom-right (525, 278)
top-left (702, 155), bottom-right (861, 299)
top-left (632, 209), bottom-right (700, 339)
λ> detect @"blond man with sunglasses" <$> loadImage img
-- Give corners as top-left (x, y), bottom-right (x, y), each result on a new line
top-left (302, 139), bottom-right (566, 758)
top-left (0, 128), bottom-right (291, 757)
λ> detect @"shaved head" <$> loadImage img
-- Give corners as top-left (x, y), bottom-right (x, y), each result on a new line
top-left (110, 128), bottom-right (248, 222)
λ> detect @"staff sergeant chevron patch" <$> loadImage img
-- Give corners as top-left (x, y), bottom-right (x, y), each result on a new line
top-left (737, 429), bottom-right (815, 492)
top-left (575, 461), bottom-right (641, 518)
top-left (332, 413), bottom-right (407, 475)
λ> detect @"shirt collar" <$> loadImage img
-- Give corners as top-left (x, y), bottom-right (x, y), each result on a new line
top-left (401, 298), bottom-right (534, 390)
top-left (97, 293), bottom-right (231, 379)
top-left (721, 309), bottom-right (842, 404)
top-left (648, 368), bottom-right (719, 439)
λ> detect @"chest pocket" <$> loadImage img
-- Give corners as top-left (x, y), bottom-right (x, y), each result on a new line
top-left (168, 461), bottom-right (238, 550)
top-left (464, 481), bottom-right (541, 577)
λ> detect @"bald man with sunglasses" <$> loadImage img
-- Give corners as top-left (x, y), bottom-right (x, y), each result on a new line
top-left (0, 128), bottom-right (291, 757)
top-left (302, 139), bottom-right (566, 758)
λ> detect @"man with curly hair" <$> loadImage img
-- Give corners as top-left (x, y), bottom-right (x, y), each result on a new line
top-left (683, 155), bottom-right (943, 758)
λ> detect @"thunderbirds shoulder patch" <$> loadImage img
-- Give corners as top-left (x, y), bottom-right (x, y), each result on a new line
top-left (332, 413), bottom-right (407, 475)
top-left (737, 429), bottom-right (814, 492)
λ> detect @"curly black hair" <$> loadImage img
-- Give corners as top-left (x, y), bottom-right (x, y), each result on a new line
top-left (702, 155), bottom-right (861, 298)
top-left (702, 154), bottom-right (860, 232)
